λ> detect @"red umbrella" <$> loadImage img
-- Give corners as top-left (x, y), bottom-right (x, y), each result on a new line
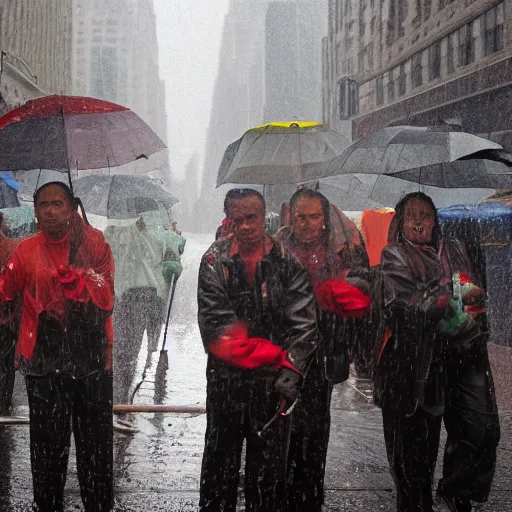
top-left (0, 95), bottom-right (166, 172)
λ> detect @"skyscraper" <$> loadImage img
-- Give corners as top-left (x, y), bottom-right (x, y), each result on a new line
top-left (72, 0), bottom-right (169, 181)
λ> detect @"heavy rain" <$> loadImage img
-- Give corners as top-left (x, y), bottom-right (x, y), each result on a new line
top-left (0, 1), bottom-right (511, 511)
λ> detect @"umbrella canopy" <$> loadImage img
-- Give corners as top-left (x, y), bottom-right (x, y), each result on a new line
top-left (72, 174), bottom-right (178, 219)
top-left (217, 121), bottom-right (350, 186)
top-left (0, 95), bottom-right (166, 172)
top-left (324, 126), bottom-right (507, 186)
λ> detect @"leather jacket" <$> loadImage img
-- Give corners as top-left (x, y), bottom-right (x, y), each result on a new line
top-left (197, 235), bottom-right (318, 380)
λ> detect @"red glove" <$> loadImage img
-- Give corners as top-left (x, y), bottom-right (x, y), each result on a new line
top-left (314, 279), bottom-right (371, 318)
top-left (209, 322), bottom-right (295, 371)
top-left (55, 265), bottom-right (87, 302)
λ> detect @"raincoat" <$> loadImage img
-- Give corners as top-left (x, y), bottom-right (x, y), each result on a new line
top-left (104, 221), bottom-right (183, 404)
top-left (374, 192), bottom-right (499, 511)
top-left (276, 204), bottom-right (371, 511)
top-left (0, 218), bottom-right (114, 376)
top-left (197, 234), bottom-right (317, 511)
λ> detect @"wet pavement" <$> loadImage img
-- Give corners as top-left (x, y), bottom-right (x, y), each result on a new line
top-left (1, 233), bottom-right (512, 511)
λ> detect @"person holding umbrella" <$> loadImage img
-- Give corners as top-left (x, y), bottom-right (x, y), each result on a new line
top-left (0, 182), bottom-right (115, 512)
top-left (374, 192), bottom-right (500, 512)
top-left (197, 188), bottom-right (318, 511)
top-left (275, 188), bottom-right (371, 511)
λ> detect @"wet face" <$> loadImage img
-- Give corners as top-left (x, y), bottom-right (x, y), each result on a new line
top-left (292, 197), bottom-right (325, 244)
top-left (35, 185), bottom-right (73, 239)
top-left (228, 196), bottom-right (266, 252)
top-left (403, 197), bottom-right (435, 244)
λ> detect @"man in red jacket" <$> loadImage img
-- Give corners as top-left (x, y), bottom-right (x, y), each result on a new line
top-left (0, 182), bottom-right (115, 512)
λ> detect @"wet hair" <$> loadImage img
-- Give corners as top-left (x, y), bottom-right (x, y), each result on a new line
top-left (33, 181), bottom-right (76, 208)
top-left (289, 188), bottom-right (330, 233)
top-left (390, 191), bottom-right (439, 246)
top-left (224, 188), bottom-right (265, 216)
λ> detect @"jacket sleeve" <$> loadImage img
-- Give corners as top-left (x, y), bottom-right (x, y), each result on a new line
top-left (0, 250), bottom-right (25, 303)
top-left (197, 252), bottom-right (239, 351)
top-left (280, 256), bottom-right (319, 372)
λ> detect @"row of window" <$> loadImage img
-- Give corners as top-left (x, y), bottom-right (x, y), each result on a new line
top-left (371, 3), bottom-right (504, 108)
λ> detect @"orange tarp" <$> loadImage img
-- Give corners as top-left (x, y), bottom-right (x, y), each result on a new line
top-left (361, 208), bottom-right (395, 267)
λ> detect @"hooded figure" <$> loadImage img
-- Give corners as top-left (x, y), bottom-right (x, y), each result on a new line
top-left (374, 192), bottom-right (500, 512)
top-left (276, 188), bottom-right (371, 511)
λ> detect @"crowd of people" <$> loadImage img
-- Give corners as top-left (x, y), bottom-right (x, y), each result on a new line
top-left (199, 187), bottom-right (499, 512)
top-left (0, 180), bottom-right (500, 512)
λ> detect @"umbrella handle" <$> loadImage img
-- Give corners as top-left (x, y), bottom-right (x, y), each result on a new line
top-left (161, 273), bottom-right (179, 352)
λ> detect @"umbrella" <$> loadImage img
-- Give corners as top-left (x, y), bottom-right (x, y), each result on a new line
top-left (71, 174), bottom-right (178, 219)
top-left (324, 126), bottom-right (512, 188)
top-left (0, 95), bottom-right (166, 173)
top-left (217, 121), bottom-right (350, 186)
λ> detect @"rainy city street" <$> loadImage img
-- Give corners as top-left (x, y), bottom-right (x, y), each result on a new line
top-left (0, 234), bottom-right (509, 511)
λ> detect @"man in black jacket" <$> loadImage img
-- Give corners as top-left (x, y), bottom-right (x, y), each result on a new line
top-left (197, 188), bottom-right (318, 511)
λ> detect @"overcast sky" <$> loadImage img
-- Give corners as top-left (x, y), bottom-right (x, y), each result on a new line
top-left (153, 0), bottom-right (230, 181)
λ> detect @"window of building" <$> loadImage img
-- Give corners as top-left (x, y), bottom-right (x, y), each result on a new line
top-left (447, 32), bottom-right (456, 74)
top-left (339, 77), bottom-right (359, 118)
top-left (398, 63), bottom-right (406, 96)
top-left (339, 79), bottom-right (347, 119)
top-left (458, 22), bottom-right (475, 67)
top-left (349, 79), bottom-right (359, 116)
top-left (367, 43), bottom-right (374, 69)
top-left (483, 3), bottom-right (504, 56)
top-left (428, 41), bottom-right (441, 80)
top-left (411, 53), bottom-right (422, 88)
top-left (387, 69), bottom-right (395, 102)
top-left (376, 75), bottom-right (384, 106)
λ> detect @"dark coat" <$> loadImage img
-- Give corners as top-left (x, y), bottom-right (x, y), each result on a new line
top-left (374, 238), bottom-right (486, 414)
top-left (275, 226), bottom-right (371, 383)
top-left (197, 235), bottom-right (318, 380)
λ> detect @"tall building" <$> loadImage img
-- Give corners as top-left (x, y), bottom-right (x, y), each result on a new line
top-left (198, 0), bottom-right (271, 231)
top-left (72, 0), bottom-right (169, 181)
top-left (199, 0), bottom-right (327, 231)
top-left (0, 1), bottom-right (73, 112)
top-left (323, 0), bottom-right (512, 150)
top-left (264, 0), bottom-right (328, 122)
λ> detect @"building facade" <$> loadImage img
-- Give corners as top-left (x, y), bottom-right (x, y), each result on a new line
top-left (264, 0), bottom-right (328, 122)
top-left (324, 0), bottom-right (512, 149)
top-left (72, 0), bottom-right (169, 180)
top-left (0, 1), bottom-right (73, 112)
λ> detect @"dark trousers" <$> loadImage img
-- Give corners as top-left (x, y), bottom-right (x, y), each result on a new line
top-left (383, 343), bottom-right (500, 511)
top-left (439, 344), bottom-right (500, 502)
top-left (199, 374), bottom-right (286, 512)
top-left (383, 407), bottom-right (442, 512)
top-left (26, 372), bottom-right (113, 512)
top-left (286, 363), bottom-right (334, 512)
top-left (0, 330), bottom-right (16, 415)
top-left (113, 287), bottom-right (162, 404)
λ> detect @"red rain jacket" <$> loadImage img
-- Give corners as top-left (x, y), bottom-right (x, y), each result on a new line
top-left (0, 221), bottom-right (114, 368)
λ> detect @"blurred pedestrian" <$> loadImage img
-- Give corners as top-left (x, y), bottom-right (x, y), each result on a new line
top-left (198, 188), bottom-right (318, 511)
top-left (276, 188), bottom-right (371, 511)
top-left (374, 192), bottom-right (500, 512)
top-left (0, 182), bottom-right (115, 512)
top-left (104, 214), bottom-right (183, 404)
top-left (0, 211), bottom-right (20, 415)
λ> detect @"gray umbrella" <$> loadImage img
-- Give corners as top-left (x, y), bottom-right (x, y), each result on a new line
top-left (217, 122), bottom-right (350, 186)
top-left (72, 174), bottom-right (178, 219)
top-left (324, 126), bottom-right (512, 188)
